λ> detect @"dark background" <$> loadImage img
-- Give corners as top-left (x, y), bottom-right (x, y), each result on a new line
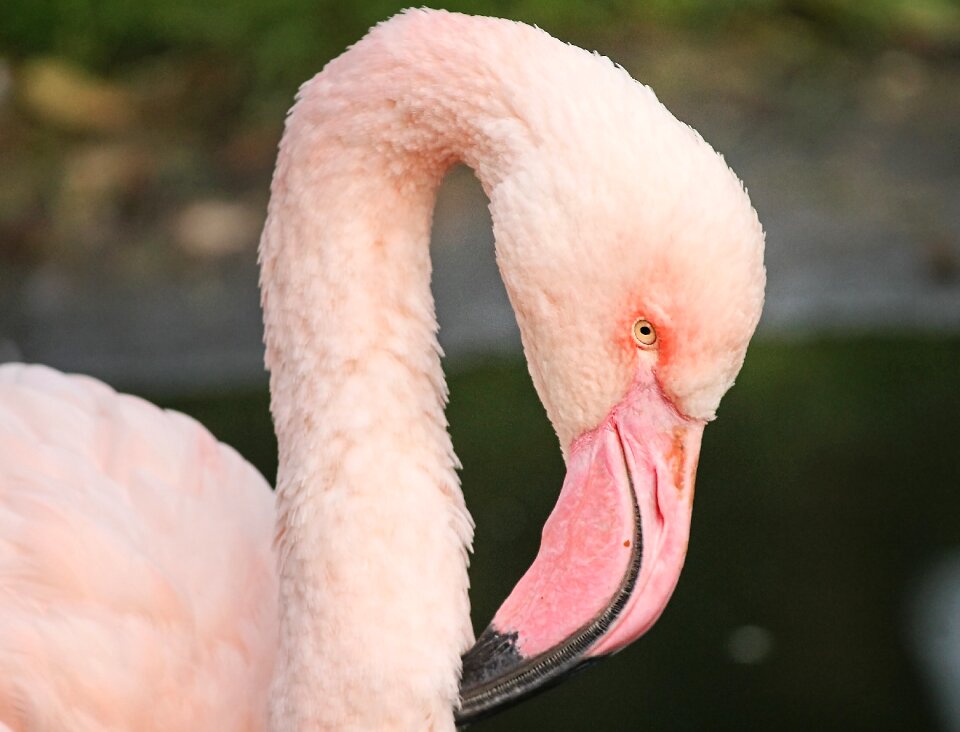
top-left (2, 1), bottom-right (959, 729)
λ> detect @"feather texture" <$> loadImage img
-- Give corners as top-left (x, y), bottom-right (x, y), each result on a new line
top-left (0, 9), bottom-right (764, 730)
top-left (0, 364), bottom-right (276, 731)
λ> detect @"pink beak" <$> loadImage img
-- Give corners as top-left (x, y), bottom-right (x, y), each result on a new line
top-left (457, 378), bottom-right (703, 724)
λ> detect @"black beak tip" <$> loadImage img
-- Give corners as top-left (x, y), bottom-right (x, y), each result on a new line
top-left (456, 626), bottom-right (525, 726)
top-left (456, 624), bottom-right (601, 727)
top-left (461, 626), bottom-right (524, 690)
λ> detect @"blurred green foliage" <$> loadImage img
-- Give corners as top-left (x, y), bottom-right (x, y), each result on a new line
top-left (3, 0), bottom-right (958, 95)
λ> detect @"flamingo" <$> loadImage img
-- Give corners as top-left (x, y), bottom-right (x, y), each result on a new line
top-left (0, 9), bottom-right (765, 731)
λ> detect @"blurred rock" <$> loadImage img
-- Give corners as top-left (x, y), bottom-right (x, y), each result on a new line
top-left (877, 50), bottom-right (928, 102)
top-left (861, 49), bottom-right (930, 125)
top-left (54, 143), bottom-right (155, 252)
top-left (173, 199), bottom-right (261, 258)
top-left (18, 58), bottom-right (137, 133)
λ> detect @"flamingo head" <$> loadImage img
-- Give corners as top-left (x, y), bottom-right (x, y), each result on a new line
top-left (456, 50), bottom-right (765, 723)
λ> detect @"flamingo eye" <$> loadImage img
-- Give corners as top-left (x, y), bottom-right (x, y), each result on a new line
top-left (632, 318), bottom-right (657, 347)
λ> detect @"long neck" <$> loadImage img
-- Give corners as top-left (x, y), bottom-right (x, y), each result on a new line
top-left (259, 12), bottom-right (533, 730)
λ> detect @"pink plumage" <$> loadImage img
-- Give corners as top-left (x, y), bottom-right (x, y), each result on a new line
top-left (0, 8), bottom-right (764, 731)
top-left (0, 364), bottom-right (276, 730)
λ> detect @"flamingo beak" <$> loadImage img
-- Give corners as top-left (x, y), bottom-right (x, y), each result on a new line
top-left (456, 379), bottom-right (703, 725)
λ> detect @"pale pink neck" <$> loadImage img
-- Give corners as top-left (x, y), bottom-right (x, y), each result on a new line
top-left (258, 12), bottom-right (534, 731)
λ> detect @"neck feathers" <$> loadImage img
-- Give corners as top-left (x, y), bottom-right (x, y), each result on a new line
top-left (258, 10), bottom-right (522, 730)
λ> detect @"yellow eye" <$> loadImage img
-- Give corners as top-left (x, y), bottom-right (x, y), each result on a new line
top-left (632, 318), bottom-right (657, 347)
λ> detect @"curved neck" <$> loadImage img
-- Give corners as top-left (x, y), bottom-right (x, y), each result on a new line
top-left (259, 12), bottom-right (534, 731)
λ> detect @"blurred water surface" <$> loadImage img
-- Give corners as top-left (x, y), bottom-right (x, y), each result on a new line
top-left (159, 338), bottom-right (959, 730)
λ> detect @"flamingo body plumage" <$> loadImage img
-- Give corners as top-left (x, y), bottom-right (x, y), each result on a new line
top-left (0, 364), bottom-right (277, 729)
top-left (0, 9), bottom-right (765, 731)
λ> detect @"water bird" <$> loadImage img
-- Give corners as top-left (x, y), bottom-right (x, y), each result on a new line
top-left (0, 9), bottom-right (765, 731)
